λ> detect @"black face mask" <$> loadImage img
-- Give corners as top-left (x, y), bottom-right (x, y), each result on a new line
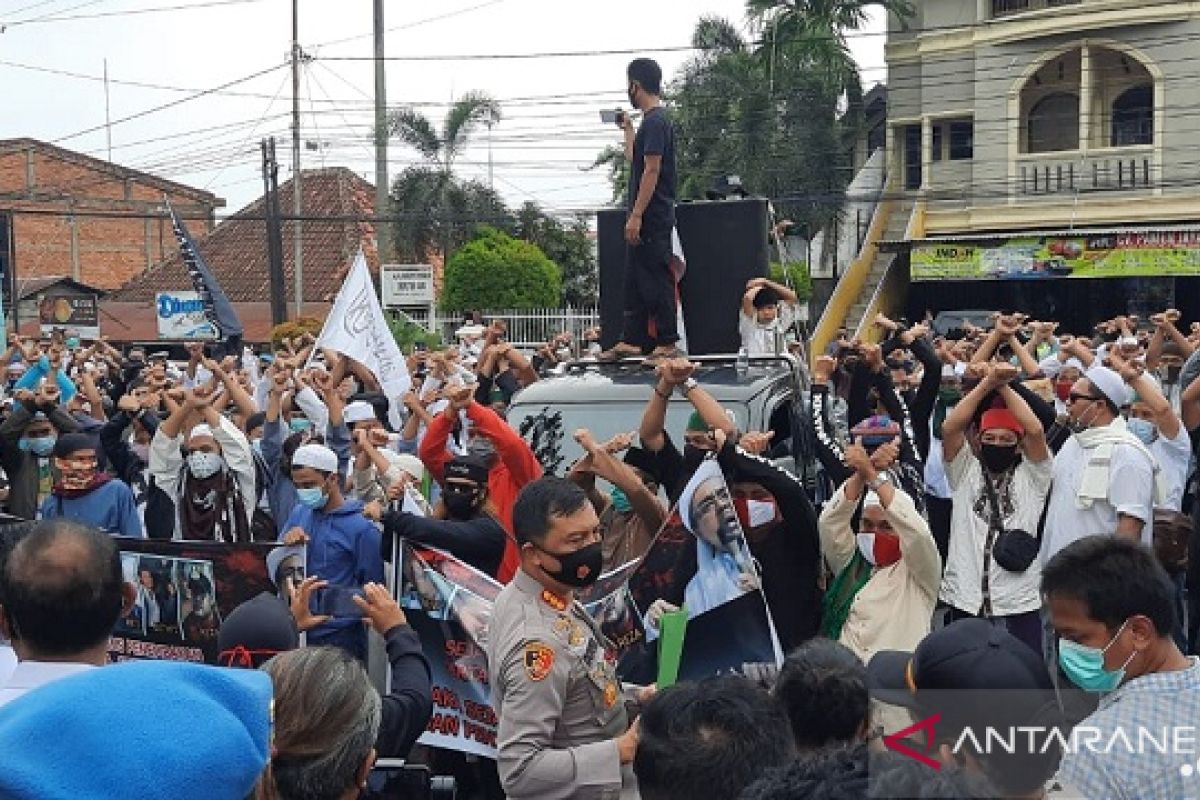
top-left (443, 485), bottom-right (481, 520)
top-left (683, 444), bottom-right (708, 475)
top-left (538, 541), bottom-right (603, 588)
top-left (1167, 365), bottom-right (1182, 384)
top-left (980, 444), bottom-right (1020, 474)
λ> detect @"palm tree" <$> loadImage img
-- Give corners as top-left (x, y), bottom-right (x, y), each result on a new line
top-left (386, 91), bottom-right (501, 175)
top-left (385, 92), bottom-right (503, 261)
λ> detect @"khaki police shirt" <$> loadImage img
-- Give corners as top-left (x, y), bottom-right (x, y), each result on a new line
top-left (487, 569), bottom-right (633, 800)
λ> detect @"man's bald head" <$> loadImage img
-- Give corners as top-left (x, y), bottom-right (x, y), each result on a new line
top-left (1, 520), bottom-right (125, 658)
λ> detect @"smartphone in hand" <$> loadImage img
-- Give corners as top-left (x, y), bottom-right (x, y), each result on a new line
top-left (315, 586), bottom-right (366, 619)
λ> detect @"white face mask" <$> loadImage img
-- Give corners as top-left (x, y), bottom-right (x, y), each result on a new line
top-left (856, 533), bottom-right (879, 566)
top-left (745, 499), bottom-right (777, 528)
top-left (187, 451), bottom-right (225, 480)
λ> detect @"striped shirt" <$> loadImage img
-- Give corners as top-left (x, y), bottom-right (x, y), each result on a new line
top-left (1055, 657), bottom-right (1200, 800)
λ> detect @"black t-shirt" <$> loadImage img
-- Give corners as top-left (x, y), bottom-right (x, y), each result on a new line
top-left (627, 106), bottom-right (677, 236)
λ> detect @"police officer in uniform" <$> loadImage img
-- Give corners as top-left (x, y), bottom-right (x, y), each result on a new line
top-left (488, 477), bottom-right (643, 800)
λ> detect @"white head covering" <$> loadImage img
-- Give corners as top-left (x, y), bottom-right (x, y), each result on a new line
top-left (344, 401), bottom-right (376, 425)
top-left (1086, 364), bottom-right (1130, 408)
top-left (189, 424), bottom-right (214, 442)
top-left (292, 443), bottom-right (338, 473)
top-left (863, 490), bottom-right (883, 510)
top-left (389, 453), bottom-right (425, 482)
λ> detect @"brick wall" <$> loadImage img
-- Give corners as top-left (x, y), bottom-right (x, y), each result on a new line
top-left (0, 143), bottom-right (219, 291)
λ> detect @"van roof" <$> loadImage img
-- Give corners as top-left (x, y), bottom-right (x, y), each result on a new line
top-left (509, 356), bottom-right (799, 407)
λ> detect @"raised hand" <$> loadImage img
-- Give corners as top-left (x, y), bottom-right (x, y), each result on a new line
top-left (738, 430), bottom-right (775, 455)
top-left (870, 440), bottom-right (901, 471)
top-left (289, 576), bottom-right (331, 633)
top-left (353, 582), bottom-right (408, 634)
top-left (657, 358), bottom-right (697, 387)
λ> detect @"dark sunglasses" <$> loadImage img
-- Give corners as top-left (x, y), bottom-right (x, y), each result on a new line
top-left (1068, 392), bottom-right (1100, 405)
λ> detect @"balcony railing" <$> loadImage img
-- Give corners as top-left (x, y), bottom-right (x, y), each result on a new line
top-left (1016, 146), bottom-right (1156, 196)
top-left (992, 0), bottom-right (1081, 18)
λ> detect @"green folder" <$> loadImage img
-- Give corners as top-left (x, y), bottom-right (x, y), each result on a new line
top-left (656, 608), bottom-right (689, 689)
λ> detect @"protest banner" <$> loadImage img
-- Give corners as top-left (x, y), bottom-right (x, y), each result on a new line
top-left (107, 538), bottom-right (277, 665)
top-left (398, 543), bottom-right (503, 759)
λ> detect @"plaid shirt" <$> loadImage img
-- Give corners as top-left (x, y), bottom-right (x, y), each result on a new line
top-left (1056, 657), bottom-right (1200, 800)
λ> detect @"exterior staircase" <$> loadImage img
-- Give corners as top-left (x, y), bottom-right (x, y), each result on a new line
top-left (846, 198), bottom-right (914, 337)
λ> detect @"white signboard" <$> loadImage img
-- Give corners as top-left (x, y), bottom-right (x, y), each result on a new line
top-left (381, 264), bottom-right (434, 307)
top-left (156, 292), bottom-right (217, 340)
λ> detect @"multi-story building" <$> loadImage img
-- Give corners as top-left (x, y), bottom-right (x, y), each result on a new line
top-left (817, 0), bottom-right (1200, 344)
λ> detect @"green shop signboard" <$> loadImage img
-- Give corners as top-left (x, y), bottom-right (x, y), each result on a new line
top-left (911, 231), bottom-right (1200, 281)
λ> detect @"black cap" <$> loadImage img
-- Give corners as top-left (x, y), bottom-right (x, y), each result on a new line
top-left (867, 619), bottom-right (1052, 711)
top-left (445, 453), bottom-right (490, 485)
top-left (216, 592), bottom-right (299, 668)
top-left (52, 433), bottom-right (96, 459)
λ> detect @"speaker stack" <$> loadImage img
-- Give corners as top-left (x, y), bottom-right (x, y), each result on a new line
top-left (597, 198), bottom-right (769, 355)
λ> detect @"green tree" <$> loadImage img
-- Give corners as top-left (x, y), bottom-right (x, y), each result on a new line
top-left (386, 92), bottom-right (508, 262)
top-left (514, 202), bottom-right (598, 308)
top-left (586, 145), bottom-right (630, 204)
top-left (388, 168), bottom-right (511, 263)
top-left (442, 227), bottom-right (562, 311)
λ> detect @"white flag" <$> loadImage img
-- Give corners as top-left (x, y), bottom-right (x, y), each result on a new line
top-left (311, 249), bottom-right (411, 399)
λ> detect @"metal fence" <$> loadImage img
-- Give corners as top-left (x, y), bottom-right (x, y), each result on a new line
top-left (400, 307), bottom-right (600, 350)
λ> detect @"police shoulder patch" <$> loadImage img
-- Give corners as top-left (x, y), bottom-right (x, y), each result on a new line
top-left (523, 641), bottom-right (556, 682)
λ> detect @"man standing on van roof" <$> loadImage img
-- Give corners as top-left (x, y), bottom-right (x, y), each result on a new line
top-left (599, 57), bottom-right (681, 366)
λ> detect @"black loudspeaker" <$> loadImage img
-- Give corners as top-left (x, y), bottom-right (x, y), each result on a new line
top-left (597, 200), bottom-right (770, 355)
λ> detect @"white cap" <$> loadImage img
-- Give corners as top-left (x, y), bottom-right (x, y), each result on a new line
top-left (863, 490), bottom-right (883, 510)
top-left (455, 324), bottom-right (486, 339)
top-left (1085, 364), bottom-right (1130, 408)
top-left (344, 401), bottom-right (376, 424)
top-left (189, 424), bottom-right (214, 442)
top-left (1062, 357), bottom-right (1085, 372)
top-left (292, 443), bottom-right (338, 473)
top-left (389, 452), bottom-right (425, 482)
top-left (940, 364), bottom-right (956, 379)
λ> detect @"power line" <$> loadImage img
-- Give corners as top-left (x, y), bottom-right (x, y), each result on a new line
top-left (49, 62), bottom-right (288, 144)
top-left (6, 0), bottom-right (266, 25)
top-left (311, 0), bottom-right (511, 50)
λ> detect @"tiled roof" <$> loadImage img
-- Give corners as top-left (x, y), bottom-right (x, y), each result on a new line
top-left (15, 275), bottom-right (108, 300)
top-left (109, 167), bottom-right (379, 303)
top-left (0, 138), bottom-right (222, 206)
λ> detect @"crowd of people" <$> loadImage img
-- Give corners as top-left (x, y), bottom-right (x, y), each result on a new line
top-left (0, 299), bottom-right (1196, 799)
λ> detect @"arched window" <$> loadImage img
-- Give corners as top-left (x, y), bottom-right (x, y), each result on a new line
top-left (1112, 84), bottom-right (1153, 146)
top-left (1027, 93), bottom-right (1080, 153)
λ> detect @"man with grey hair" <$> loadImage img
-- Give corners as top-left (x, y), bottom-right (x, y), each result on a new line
top-left (261, 646), bottom-right (382, 800)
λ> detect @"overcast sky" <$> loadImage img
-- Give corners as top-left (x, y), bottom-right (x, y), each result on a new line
top-left (0, 0), bottom-right (885, 216)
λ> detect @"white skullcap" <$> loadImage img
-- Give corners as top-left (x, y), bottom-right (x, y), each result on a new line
top-left (1062, 357), bottom-right (1085, 372)
top-left (390, 452), bottom-right (425, 482)
top-left (292, 443), bottom-right (338, 473)
top-left (1085, 364), bottom-right (1130, 408)
top-left (940, 364), bottom-right (956, 379)
top-left (344, 401), bottom-right (376, 424)
top-left (863, 490), bottom-right (883, 510)
top-left (189, 424), bottom-right (214, 442)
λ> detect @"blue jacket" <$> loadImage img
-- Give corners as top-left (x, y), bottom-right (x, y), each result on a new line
top-left (281, 497), bottom-right (382, 632)
top-left (40, 479), bottom-right (144, 537)
top-left (262, 418), bottom-right (351, 536)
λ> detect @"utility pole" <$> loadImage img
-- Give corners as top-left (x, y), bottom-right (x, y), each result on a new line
top-left (262, 139), bottom-right (287, 326)
top-left (373, 0), bottom-right (390, 262)
top-left (103, 59), bottom-right (113, 162)
top-left (291, 0), bottom-right (303, 318)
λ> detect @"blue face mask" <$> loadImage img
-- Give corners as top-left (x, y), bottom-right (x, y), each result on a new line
top-left (1058, 619), bottom-right (1136, 693)
top-left (610, 486), bottom-right (632, 513)
top-left (1127, 417), bottom-right (1157, 446)
top-left (296, 486), bottom-right (328, 510)
top-left (19, 435), bottom-right (57, 457)
top-left (289, 418), bottom-right (312, 434)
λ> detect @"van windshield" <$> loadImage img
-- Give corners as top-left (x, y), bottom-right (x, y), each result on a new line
top-left (506, 402), bottom-right (750, 476)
